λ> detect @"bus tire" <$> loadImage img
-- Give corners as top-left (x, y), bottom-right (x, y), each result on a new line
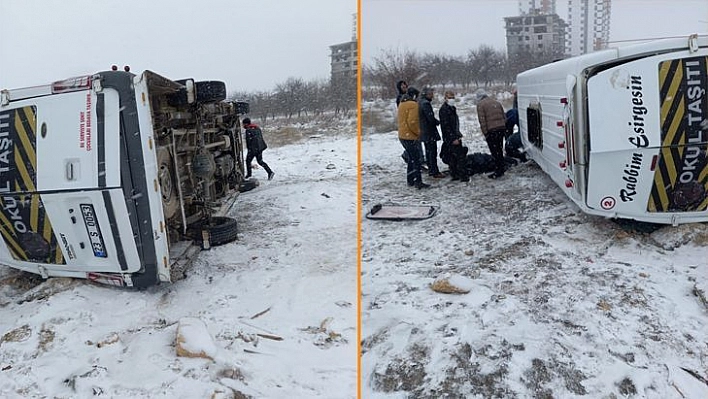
top-left (195, 81), bottom-right (227, 103)
top-left (197, 216), bottom-right (239, 248)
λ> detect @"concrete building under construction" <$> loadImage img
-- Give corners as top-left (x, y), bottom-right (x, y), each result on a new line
top-left (518, 0), bottom-right (557, 15)
top-left (513, 0), bottom-right (612, 57)
top-left (329, 14), bottom-right (358, 84)
top-left (504, 11), bottom-right (568, 58)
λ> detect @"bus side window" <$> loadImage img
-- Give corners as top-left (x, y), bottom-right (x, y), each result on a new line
top-left (527, 105), bottom-right (543, 149)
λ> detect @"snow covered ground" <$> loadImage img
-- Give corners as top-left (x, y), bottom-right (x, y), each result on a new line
top-left (0, 132), bottom-right (358, 398)
top-left (361, 97), bottom-right (708, 398)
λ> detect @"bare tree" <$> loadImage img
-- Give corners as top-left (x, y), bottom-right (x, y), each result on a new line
top-left (229, 74), bottom-right (356, 122)
top-left (467, 45), bottom-right (506, 87)
top-left (329, 76), bottom-right (356, 116)
top-left (508, 48), bottom-right (566, 78)
top-left (364, 48), bottom-right (431, 97)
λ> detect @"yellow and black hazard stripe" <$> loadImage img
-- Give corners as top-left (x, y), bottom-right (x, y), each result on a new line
top-left (648, 56), bottom-right (708, 212)
top-left (0, 106), bottom-right (64, 264)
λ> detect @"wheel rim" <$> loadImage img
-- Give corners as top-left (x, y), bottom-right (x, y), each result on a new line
top-left (159, 163), bottom-right (174, 201)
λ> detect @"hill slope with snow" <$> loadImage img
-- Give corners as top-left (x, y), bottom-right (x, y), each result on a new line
top-left (361, 98), bottom-right (708, 398)
top-left (0, 133), bottom-right (358, 399)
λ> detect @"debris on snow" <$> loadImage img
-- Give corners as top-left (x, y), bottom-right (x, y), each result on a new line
top-left (430, 274), bottom-right (474, 294)
top-left (0, 324), bottom-right (31, 345)
top-left (597, 299), bottom-right (612, 311)
top-left (256, 333), bottom-right (283, 342)
top-left (300, 317), bottom-right (347, 348)
top-left (175, 317), bottom-right (217, 360)
top-left (62, 365), bottom-right (108, 393)
top-left (92, 332), bottom-right (120, 348)
top-left (666, 364), bottom-right (708, 398)
top-left (249, 307), bottom-right (271, 320)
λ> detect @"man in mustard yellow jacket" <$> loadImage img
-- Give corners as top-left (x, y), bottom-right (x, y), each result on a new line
top-left (398, 87), bottom-right (430, 189)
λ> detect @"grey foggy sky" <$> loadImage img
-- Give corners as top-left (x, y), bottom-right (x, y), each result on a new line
top-left (0, 0), bottom-right (355, 93)
top-left (362, 0), bottom-right (708, 63)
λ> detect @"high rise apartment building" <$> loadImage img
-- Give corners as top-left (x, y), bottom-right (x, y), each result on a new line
top-left (565, 0), bottom-right (612, 55)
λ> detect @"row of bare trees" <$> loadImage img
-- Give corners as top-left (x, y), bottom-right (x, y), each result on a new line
top-left (230, 44), bottom-right (559, 119)
top-left (230, 76), bottom-right (356, 124)
top-left (363, 45), bottom-right (562, 99)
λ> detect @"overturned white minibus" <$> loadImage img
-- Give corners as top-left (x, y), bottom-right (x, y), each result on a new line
top-left (517, 34), bottom-right (708, 224)
top-left (0, 70), bottom-right (247, 287)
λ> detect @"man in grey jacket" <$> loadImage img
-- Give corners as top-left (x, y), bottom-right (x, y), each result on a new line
top-left (418, 87), bottom-right (444, 178)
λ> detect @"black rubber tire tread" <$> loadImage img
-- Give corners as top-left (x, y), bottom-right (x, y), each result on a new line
top-left (195, 81), bottom-right (227, 103)
top-left (200, 216), bottom-right (238, 247)
top-left (238, 179), bottom-right (259, 193)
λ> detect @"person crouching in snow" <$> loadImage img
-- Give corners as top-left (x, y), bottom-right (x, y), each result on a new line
top-left (398, 87), bottom-right (430, 189)
top-left (243, 118), bottom-right (275, 180)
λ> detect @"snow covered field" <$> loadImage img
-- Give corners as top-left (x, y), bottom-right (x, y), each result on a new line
top-left (0, 132), bottom-right (358, 398)
top-left (361, 97), bottom-right (708, 398)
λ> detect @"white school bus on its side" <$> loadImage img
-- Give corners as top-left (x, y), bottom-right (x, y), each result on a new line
top-left (517, 34), bottom-right (708, 225)
top-left (0, 69), bottom-right (248, 287)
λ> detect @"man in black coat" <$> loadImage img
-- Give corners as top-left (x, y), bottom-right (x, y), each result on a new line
top-left (418, 87), bottom-right (443, 178)
top-left (439, 91), bottom-right (469, 182)
top-left (395, 80), bottom-right (408, 107)
top-left (243, 118), bottom-right (275, 180)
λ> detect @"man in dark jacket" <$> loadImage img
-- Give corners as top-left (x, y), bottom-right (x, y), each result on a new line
top-left (476, 90), bottom-right (507, 179)
top-left (439, 91), bottom-right (469, 182)
top-left (243, 118), bottom-right (275, 180)
top-left (418, 87), bottom-right (444, 178)
top-left (395, 80), bottom-right (408, 107)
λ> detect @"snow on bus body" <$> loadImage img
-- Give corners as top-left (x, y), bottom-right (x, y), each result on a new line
top-left (0, 71), bottom-right (169, 287)
top-left (517, 34), bottom-right (708, 225)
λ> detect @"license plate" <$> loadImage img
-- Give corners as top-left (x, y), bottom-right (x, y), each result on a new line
top-left (80, 204), bottom-right (107, 258)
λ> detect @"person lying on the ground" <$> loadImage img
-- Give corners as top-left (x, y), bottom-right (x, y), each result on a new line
top-left (465, 152), bottom-right (519, 176)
